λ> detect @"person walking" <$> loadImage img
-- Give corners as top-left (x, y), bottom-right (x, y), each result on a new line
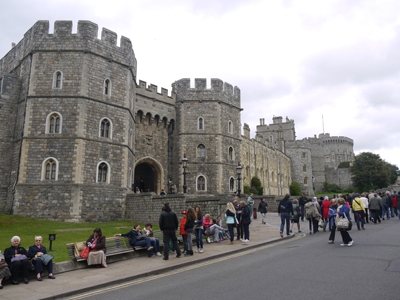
top-left (290, 199), bottom-right (301, 233)
top-left (352, 193), bottom-right (366, 230)
top-left (337, 198), bottom-right (354, 247)
top-left (258, 198), bottom-right (268, 224)
top-left (328, 198), bottom-right (338, 244)
top-left (369, 194), bottom-right (382, 224)
top-left (278, 194), bottom-right (293, 237)
top-left (298, 193), bottom-right (307, 222)
top-left (159, 202), bottom-right (181, 260)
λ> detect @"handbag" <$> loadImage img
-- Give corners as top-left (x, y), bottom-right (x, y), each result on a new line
top-left (318, 219), bottom-right (324, 228)
top-left (0, 260), bottom-right (8, 269)
top-left (38, 253), bottom-right (54, 265)
top-left (80, 246), bottom-right (89, 259)
top-left (11, 255), bottom-right (28, 262)
top-left (336, 215), bottom-right (349, 229)
top-left (74, 241), bottom-right (86, 258)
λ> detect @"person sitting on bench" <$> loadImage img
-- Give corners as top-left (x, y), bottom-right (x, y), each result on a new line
top-left (115, 224), bottom-right (156, 257)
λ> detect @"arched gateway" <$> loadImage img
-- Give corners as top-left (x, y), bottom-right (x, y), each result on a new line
top-left (133, 157), bottom-right (164, 194)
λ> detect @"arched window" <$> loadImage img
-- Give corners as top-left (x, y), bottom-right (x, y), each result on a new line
top-left (197, 175), bottom-right (206, 191)
top-left (304, 177), bottom-right (308, 185)
top-left (197, 144), bottom-right (205, 158)
top-left (104, 79), bottom-right (111, 96)
top-left (99, 118), bottom-right (113, 139)
top-left (46, 112), bottom-right (62, 134)
top-left (228, 120), bottom-right (233, 133)
top-left (228, 147), bottom-right (234, 160)
top-left (229, 177), bottom-right (235, 192)
top-left (41, 157), bottom-right (59, 181)
top-left (53, 71), bottom-right (63, 89)
top-left (198, 117), bottom-right (204, 130)
top-left (97, 161), bottom-right (110, 183)
top-left (303, 165), bottom-right (307, 172)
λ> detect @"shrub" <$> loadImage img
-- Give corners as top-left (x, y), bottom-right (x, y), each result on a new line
top-left (290, 181), bottom-right (302, 196)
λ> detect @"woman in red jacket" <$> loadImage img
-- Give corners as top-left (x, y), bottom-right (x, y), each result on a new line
top-left (322, 196), bottom-right (331, 232)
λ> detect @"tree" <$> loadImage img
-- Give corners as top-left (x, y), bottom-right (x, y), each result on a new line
top-left (290, 181), bottom-right (302, 196)
top-left (244, 176), bottom-right (263, 195)
top-left (350, 152), bottom-right (397, 191)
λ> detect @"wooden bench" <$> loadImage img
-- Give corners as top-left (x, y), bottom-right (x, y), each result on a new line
top-left (129, 230), bottom-right (165, 251)
top-left (66, 237), bottom-right (134, 261)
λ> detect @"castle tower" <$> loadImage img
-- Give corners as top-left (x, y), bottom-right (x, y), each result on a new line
top-left (172, 78), bottom-right (241, 195)
top-left (0, 21), bottom-right (136, 221)
top-left (256, 116), bottom-right (296, 152)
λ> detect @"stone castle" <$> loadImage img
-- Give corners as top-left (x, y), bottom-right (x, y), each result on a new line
top-left (0, 21), bottom-right (354, 222)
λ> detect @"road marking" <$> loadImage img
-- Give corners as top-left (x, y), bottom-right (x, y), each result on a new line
top-left (67, 234), bottom-right (304, 299)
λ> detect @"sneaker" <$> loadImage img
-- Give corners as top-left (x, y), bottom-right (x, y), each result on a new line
top-left (340, 243), bottom-right (347, 247)
top-left (207, 237), bottom-right (211, 243)
top-left (280, 232), bottom-right (283, 237)
top-left (243, 239), bottom-right (249, 242)
top-left (348, 240), bottom-right (354, 247)
top-left (195, 248), bottom-right (199, 253)
top-left (156, 252), bottom-right (162, 256)
top-left (147, 246), bottom-right (153, 251)
top-left (199, 248), bottom-right (203, 253)
top-left (328, 240), bottom-right (334, 244)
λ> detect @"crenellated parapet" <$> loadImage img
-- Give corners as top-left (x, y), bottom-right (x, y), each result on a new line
top-left (137, 80), bottom-right (175, 102)
top-left (0, 20), bottom-right (136, 76)
top-left (172, 78), bottom-right (240, 108)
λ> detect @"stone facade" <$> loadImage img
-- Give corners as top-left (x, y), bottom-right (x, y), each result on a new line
top-left (257, 117), bottom-right (354, 194)
top-left (1, 20), bottom-right (355, 222)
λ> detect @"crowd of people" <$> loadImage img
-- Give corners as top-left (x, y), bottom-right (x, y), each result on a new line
top-left (2, 190), bottom-right (398, 289)
top-left (278, 190), bottom-right (400, 246)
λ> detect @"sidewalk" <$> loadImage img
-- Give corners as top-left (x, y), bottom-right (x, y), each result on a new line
top-left (1, 214), bottom-right (293, 300)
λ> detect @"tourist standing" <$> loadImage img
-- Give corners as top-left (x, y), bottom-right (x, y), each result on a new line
top-left (258, 198), bottom-right (268, 224)
top-left (159, 203), bottom-right (181, 260)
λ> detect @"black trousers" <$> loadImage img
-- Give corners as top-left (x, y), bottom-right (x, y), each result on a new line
top-left (329, 224), bottom-right (336, 241)
top-left (10, 259), bottom-right (30, 281)
top-left (339, 229), bottom-right (352, 244)
top-left (31, 258), bottom-right (53, 275)
top-left (236, 223), bottom-right (243, 239)
top-left (162, 230), bottom-right (181, 259)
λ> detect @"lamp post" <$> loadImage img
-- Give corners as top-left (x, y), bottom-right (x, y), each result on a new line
top-left (182, 154), bottom-right (188, 193)
top-left (236, 162), bottom-right (242, 198)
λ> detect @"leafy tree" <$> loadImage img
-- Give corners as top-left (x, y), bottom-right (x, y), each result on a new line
top-left (338, 161), bottom-right (350, 168)
top-left (323, 182), bottom-right (342, 193)
top-left (290, 181), bottom-right (302, 196)
top-left (350, 152), bottom-right (397, 191)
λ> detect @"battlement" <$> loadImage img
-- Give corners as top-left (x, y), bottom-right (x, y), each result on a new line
top-left (172, 78), bottom-right (240, 107)
top-left (136, 80), bottom-right (175, 104)
top-left (172, 78), bottom-right (240, 97)
top-left (0, 20), bottom-right (136, 76)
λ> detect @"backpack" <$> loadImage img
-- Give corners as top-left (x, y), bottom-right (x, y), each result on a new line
top-left (305, 202), bottom-right (317, 219)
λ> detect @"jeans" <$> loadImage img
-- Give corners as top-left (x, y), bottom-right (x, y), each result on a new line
top-left (134, 237), bottom-right (153, 257)
top-left (236, 222), bottom-right (243, 239)
top-left (195, 228), bottom-right (203, 249)
top-left (227, 223), bottom-right (235, 242)
top-left (382, 204), bottom-right (390, 219)
top-left (186, 229), bottom-right (193, 251)
top-left (151, 238), bottom-right (160, 254)
top-left (323, 218), bottom-right (331, 231)
top-left (243, 223), bottom-right (250, 240)
top-left (300, 205), bottom-right (305, 221)
top-left (398, 208), bottom-right (400, 220)
top-left (280, 212), bottom-right (291, 235)
top-left (389, 206), bottom-right (394, 218)
top-left (182, 235), bottom-right (188, 252)
top-left (354, 210), bottom-right (365, 229)
top-left (364, 208), bottom-right (369, 223)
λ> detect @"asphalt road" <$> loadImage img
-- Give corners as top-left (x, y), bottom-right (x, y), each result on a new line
top-left (65, 218), bottom-right (400, 300)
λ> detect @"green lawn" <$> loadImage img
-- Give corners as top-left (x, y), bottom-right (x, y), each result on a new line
top-left (0, 213), bottom-right (153, 262)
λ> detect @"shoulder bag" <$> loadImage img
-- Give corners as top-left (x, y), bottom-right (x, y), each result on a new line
top-left (336, 214), bottom-right (349, 229)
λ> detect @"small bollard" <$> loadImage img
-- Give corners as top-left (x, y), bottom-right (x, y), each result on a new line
top-left (48, 234), bottom-right (57, 251)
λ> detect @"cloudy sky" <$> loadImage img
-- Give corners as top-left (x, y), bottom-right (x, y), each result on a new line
top-left (1, 0), bottom-right (400, 169)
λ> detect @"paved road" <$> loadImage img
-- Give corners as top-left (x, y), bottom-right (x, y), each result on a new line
top-left (66, 218), bottom-right (400, 300)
